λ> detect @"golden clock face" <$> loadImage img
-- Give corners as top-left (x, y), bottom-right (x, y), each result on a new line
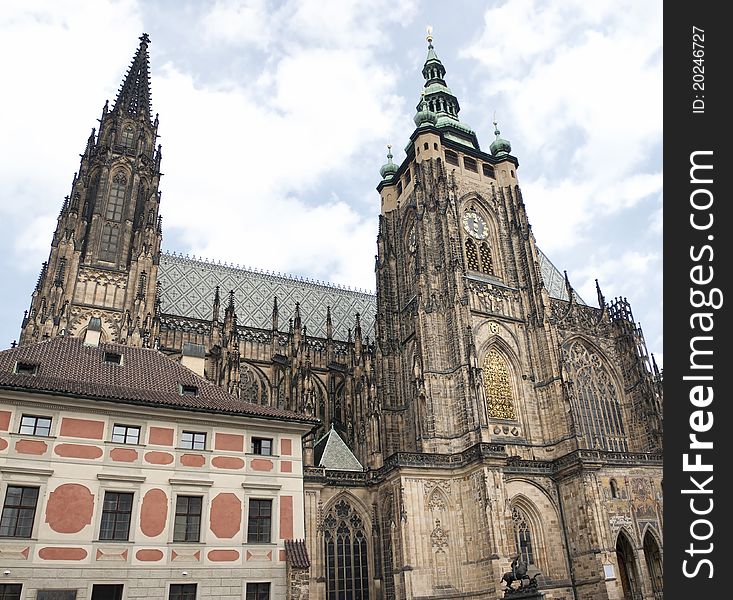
top-left (463, 211), bottom-right (488, 240)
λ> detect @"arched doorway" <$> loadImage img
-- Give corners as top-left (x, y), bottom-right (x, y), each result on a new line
top-left (643, 530), bottom-right (663, 598)
top-left (616, 531), bottom-right (640, 599)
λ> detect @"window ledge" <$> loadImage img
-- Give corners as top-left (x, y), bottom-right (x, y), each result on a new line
top-left (97, 473), bottom-right (146, 483)
top-left (0, 466), bottom-right (54, 477)
top-left (169, 478), bottom-right (214, 487)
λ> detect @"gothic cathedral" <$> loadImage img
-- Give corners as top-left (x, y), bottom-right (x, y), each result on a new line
top-left (18, 34), bottom-right (663, 600)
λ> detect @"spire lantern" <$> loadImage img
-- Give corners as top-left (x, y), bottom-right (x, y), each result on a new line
top-left (413, 28), bottom-right (476, 140)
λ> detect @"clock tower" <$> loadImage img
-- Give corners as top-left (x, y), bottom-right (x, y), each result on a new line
top-left (374, 31), bottom-right (557, 458)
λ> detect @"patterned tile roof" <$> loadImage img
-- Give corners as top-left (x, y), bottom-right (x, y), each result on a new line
top-left (158, 252), bottom-right (376, 340)
top-left (0, 337), bottom-right (318, 424)
top-left (284, 539), bottom-right (310, 569)
top-left (537, 248), bottom-right (586, 305)
top-left (313, 426), bottom-right (364, 471)
top-left (157, 248), bottom-right (582, 340)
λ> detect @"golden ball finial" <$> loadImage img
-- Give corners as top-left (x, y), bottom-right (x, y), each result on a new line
top-left (426, 25), bottom-right (433, 45)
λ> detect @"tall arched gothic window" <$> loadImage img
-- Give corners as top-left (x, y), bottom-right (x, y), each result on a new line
top-left (85, 171), bottom-right (101, 218)
top-left (483, 349), bottom-right (516, 420)
top-left (121, 125), bottom-right (135, 148)
top-left (561, 339), bottom-right (628, 452)
top-left (106, 172), bottom-right (127, 222)
top-left (465, 239), bottom-right (480, 271)
top-left (240, 364), bottom-right (270, 406)
top-left (99, 223), bottom-right (120, 262)
top-left (464, 237), bottom-right (495, 275)
top-left (479, 242), bottom-right (494, 275)
top-left (324, 499), bottom-right (370, 600)
top-left (512, 506), bottom-right (535, 566)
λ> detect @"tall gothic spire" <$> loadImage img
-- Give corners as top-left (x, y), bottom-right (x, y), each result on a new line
top-left (19, 32), bottom-right (163, 348)
top-left (113, 33), bottom-right (153, 122)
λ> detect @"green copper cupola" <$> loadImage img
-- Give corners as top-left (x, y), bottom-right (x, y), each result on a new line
top-left (490, 119), bottom-right (512, 157)
top-left (379, 145), bottom-right (398, 180)
top-left (414, 92), bottom-right (438, 128)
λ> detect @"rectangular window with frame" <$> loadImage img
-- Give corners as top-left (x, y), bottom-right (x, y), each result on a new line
top-left (0, 586), bottom-right (22, 600)
top-left (445, 149), bottom-right (460, 166)
top-left (0, 486), bottom-right (39, 538)
top-left (111, 424), bottom-right (140, 444)
top-left (464, 156), bottom-right (478, 172)
top-left (246, 582), bottom-right (271, 600)
top-left (169, 584), bottom-right (197, 600)
top-left (99, 491), bottom-right (133, 541)
top-left (180, 431), bottom-right (206, 450)
top-left (482, 163), bottom-right (495, 178)
top-left (19, 415), bottom-right (52, 436)
top-left (251, 437), bottom-right (272, 456)
top-left (247, 499), bottom-right (272, 543)
top-left (37, 593), bottom-right (76, 600)
top-left (91, 584), bottom-right (124, 600)
top-left (173, 496), bottom-right (202, 542)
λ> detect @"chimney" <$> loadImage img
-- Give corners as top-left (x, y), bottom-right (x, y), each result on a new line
top-left (84, 317), bottom-right (102, 347)
top-left (181, 342), bottom-right (206, 377)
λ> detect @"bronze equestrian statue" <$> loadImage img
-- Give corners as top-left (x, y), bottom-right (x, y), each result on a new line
top-left (501, 554), bottom-right (541, 596)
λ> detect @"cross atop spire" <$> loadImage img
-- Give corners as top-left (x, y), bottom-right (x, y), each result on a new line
top-left (113, 33), bottom-right (153, 122)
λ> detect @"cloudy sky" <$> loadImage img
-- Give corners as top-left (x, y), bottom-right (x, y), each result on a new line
top-left (0, 0), bottom-right (662, 364)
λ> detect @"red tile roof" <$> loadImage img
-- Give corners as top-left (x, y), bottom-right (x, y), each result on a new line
top-left (0, 337), bottom-right (318, 424)
top-left (284, 539), bottom-right (310, 569)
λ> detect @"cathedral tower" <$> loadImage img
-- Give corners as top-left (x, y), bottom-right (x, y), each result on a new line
top-left (20, 34), bottom-right (163, 347)
top-left (375, 30), bottom-right (552, 457)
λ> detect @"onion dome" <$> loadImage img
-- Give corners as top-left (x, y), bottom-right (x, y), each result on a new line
top-left (414, 94), bottom-right (437, 127)
top-left (490, 120), bottom-right (512, 157)
top-left (379, 145), bottom-right (398, 180)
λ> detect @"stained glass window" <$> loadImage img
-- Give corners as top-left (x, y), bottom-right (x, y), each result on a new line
top-left (106, 172), bottom-right (126, 222)
top-left (562, 339), bottom-right (627, 452)
top-left (99, 224), bottom-right (120, 262)
top-left (324, 499), bottom-right (370, 599)
top-left (512, 506), bottom-right (535, 566)
top-left (121, 125), bottom-right (135, 148)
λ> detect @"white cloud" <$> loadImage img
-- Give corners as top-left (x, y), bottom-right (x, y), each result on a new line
top-left (0, 0), bottom-right (143, 255)
top-left (150, 4), bottom-right (410, 292)
top-left (201, 0), bottom-right (272, 49)
top-left (283, 0), bottom-right (417, 50)
top-left (463, 0), bottom-right (662, 257)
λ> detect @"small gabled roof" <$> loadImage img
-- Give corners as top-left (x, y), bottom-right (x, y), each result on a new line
top-left (0, 337), bottom-right (318, 425)
top-left (313, 425), bottom-right (363, 471)
top-left (284, 539), bottom-right (310, 569)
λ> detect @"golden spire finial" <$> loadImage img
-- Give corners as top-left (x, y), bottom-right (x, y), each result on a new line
top-left (426, 25), bottom-right (433, 45)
